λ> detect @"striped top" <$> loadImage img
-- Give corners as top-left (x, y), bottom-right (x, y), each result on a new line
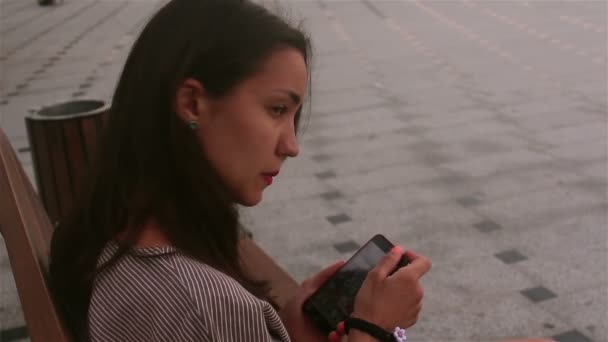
top-left (88, 242), bottom-right (291, 342)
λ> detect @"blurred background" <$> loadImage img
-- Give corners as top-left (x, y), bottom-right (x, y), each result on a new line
top-left (1, 0), bottom-right (606, 341)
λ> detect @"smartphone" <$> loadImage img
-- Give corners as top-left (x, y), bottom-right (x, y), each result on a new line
top-left (303, 234), bottom-right (409, 334)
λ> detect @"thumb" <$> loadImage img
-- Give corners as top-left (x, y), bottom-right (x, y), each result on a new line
top-left (374, 245), bottom-right (404, 279)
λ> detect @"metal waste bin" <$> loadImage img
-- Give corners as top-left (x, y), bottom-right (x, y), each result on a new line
top-left (25, 100), bottom-right (109, 225)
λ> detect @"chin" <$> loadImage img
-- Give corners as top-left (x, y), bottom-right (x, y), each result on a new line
top-left (236, 192), bottom-right (263, 207)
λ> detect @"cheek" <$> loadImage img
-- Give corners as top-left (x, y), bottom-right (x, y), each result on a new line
top-left (201, 120), bottom-right (262, 185)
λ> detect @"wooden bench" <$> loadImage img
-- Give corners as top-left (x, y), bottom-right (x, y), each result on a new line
top-left (0, 127), bottom-right (297, 341)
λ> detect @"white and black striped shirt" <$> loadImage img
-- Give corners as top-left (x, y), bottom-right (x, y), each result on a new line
top-left (88, 242), bottom-right (290, 341)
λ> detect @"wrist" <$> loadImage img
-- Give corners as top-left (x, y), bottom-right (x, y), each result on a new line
top-left (344, 317), bottom-right (406, 342)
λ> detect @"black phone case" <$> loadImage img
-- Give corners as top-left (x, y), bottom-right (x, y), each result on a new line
top-left (303, 234), bottom-right (409, 334)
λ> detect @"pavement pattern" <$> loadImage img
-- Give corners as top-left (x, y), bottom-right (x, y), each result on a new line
top-left (0, 0), bottom-right (606, 341)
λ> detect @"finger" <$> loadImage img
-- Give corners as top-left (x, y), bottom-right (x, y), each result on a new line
top-left (403, 250), bottom-right (422, 262)
top-left (403, 253), bottom-right (432, 279)
top-left (373, 245), bottom-right (404, 279)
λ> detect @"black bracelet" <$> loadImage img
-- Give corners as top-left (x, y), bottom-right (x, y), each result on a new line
top-left (344, 317), bottom-right (395, 342)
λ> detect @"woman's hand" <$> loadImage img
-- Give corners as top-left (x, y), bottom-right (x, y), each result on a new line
top-left (280, 260), bottom-right (345, 342)
top-left (352, 248), bottom-right (431, 331)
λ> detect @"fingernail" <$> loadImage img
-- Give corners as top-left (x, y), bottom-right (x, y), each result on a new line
top-left (391, 246), bottom-right (403, 255)
top-left (328, 331), bottom-right (340, 342)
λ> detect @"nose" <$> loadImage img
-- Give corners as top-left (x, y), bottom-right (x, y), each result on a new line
top-left (278, 123), bottom-right (300, 158)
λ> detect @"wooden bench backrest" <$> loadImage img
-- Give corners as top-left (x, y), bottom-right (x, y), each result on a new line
top-left (0, 128), bottom-right (71, 342)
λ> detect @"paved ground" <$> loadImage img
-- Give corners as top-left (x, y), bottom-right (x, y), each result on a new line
top-left (0, 0), bottom-right (606, 341)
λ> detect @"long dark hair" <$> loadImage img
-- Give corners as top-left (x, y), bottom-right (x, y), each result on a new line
top-left (49, 0), bottom-right (311, 339)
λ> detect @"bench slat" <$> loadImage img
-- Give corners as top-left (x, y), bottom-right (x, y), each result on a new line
top-left (0, 128), bottom-right (72, 342)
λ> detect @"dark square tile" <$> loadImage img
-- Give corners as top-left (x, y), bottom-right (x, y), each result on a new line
top-left (16, 83), bottom-right (28, 90)
top-left (521, 286), bottom-right (557, 303)
top-left (0, 99), bottom-right (8, 105)
top-left (312, 154), bottom-right (332, 162)
top-left (315, 170), bottom-right (336, 180)
top-left (456, 196), bottom-right (482, 207)
top-left (17, 146), bottom-right (30, 153)
top-left (79, 83), bottom-right (92, 89)
top-left (34, 69), bottom-right (45, 75)
top-left (473, 219), bottom-right (503, 233)
top-left (326, 213), bottom-right (352, 225)
top-left (494, 249), bottom-right (528, 264)
top-left (553, 330), bottom-right (593, 342)
top-left (334, 240), bottom-right (361, 253)
top-left (0, 325), bottom-right (29, 342)
top-left (72, 91), bottom-right (85, 97)
top-left (6, 91), bottom-right (19, 97)
top-left (321, 190), bottom-right (344, 201)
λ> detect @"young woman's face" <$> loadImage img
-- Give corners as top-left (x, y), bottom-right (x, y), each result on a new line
top-left (197, 47), bottom-right (308, 206)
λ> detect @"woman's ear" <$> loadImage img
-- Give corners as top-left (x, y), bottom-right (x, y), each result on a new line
top-left (174, 78), bottom-right (210, 125)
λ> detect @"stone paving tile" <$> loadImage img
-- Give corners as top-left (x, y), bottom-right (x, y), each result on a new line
top-left (302, 130), bottom-right (419, 159)
top-left (494, 249), bottom-right (528, 264)
top-left (325, 213), bottom-right (352, 225)
top-left (413, 294), bottom-right (569, 341)
top-left (474, 186), bottom-right (604, 231)
top-left (241, 195), bottom-right (341, 230)
top-left (312, 116), bottom-right (407, 141)
top-left (308, 105), bottom-right (396, 129)
top-left (333, 240), bottom-right (360, 254)
top-left (542, 286), bottom-right (608, 342)
top-left (455, 195), bottom-right (482, 207)
top-left (326, 163), bottom-right (442, 194)
top-left (473, 165), bottom-right (587, 201)
top-left (552, 330), bottom-right (594, 342)
top-left (473, 219), bottom-right (503, 233)
top-left (521, 286), bottom-right (558, 303)
top-left (442, 148), bottom-right (555, 178)
top-left (313, 170), bottom-right (336, 180)
top-left (534, 122), bottom-right (607, 146)
top-left (320, 190), bottom-right (344, 201)
top-left (547, 137), bottom-right (607, 162)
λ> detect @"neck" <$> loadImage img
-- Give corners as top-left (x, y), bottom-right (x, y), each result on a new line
top-left (118, 217), bottom-right (171, 247)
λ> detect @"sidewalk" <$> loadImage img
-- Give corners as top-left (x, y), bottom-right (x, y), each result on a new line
top-left (1, 0), bottom-right (607, 341)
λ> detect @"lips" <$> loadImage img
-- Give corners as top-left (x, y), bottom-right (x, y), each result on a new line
top-left (262, 171), bottom-right (279, 177)
top-left (261, 171), bottom-right (279, 186)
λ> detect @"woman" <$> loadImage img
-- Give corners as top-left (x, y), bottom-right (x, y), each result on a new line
top-left (50, 0), bottom-right (429, 341)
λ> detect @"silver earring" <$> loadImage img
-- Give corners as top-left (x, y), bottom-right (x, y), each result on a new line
top-left (188, 121), bottom-right (198, 130)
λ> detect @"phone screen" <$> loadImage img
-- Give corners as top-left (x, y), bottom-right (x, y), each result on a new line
top-left (304, 236), bottom-right (392, 331)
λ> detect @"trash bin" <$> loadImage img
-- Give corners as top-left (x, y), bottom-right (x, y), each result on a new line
top-left (25, 100), bottom-right (109, 225)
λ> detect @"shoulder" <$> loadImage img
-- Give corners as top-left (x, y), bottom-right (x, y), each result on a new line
top-left (167, 252), bottom-right (288, 341)
top-left (91, 243), bottom-right (286, 341)
top-left (168, 252), bottom-right (267, 312)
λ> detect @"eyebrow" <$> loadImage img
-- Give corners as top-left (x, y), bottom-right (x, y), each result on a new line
top-left (274, 89), bottom-right (302, 105)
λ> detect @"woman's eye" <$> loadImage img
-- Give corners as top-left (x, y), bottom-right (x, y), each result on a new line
top-left (271, 105), bottom-right (288, 116)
